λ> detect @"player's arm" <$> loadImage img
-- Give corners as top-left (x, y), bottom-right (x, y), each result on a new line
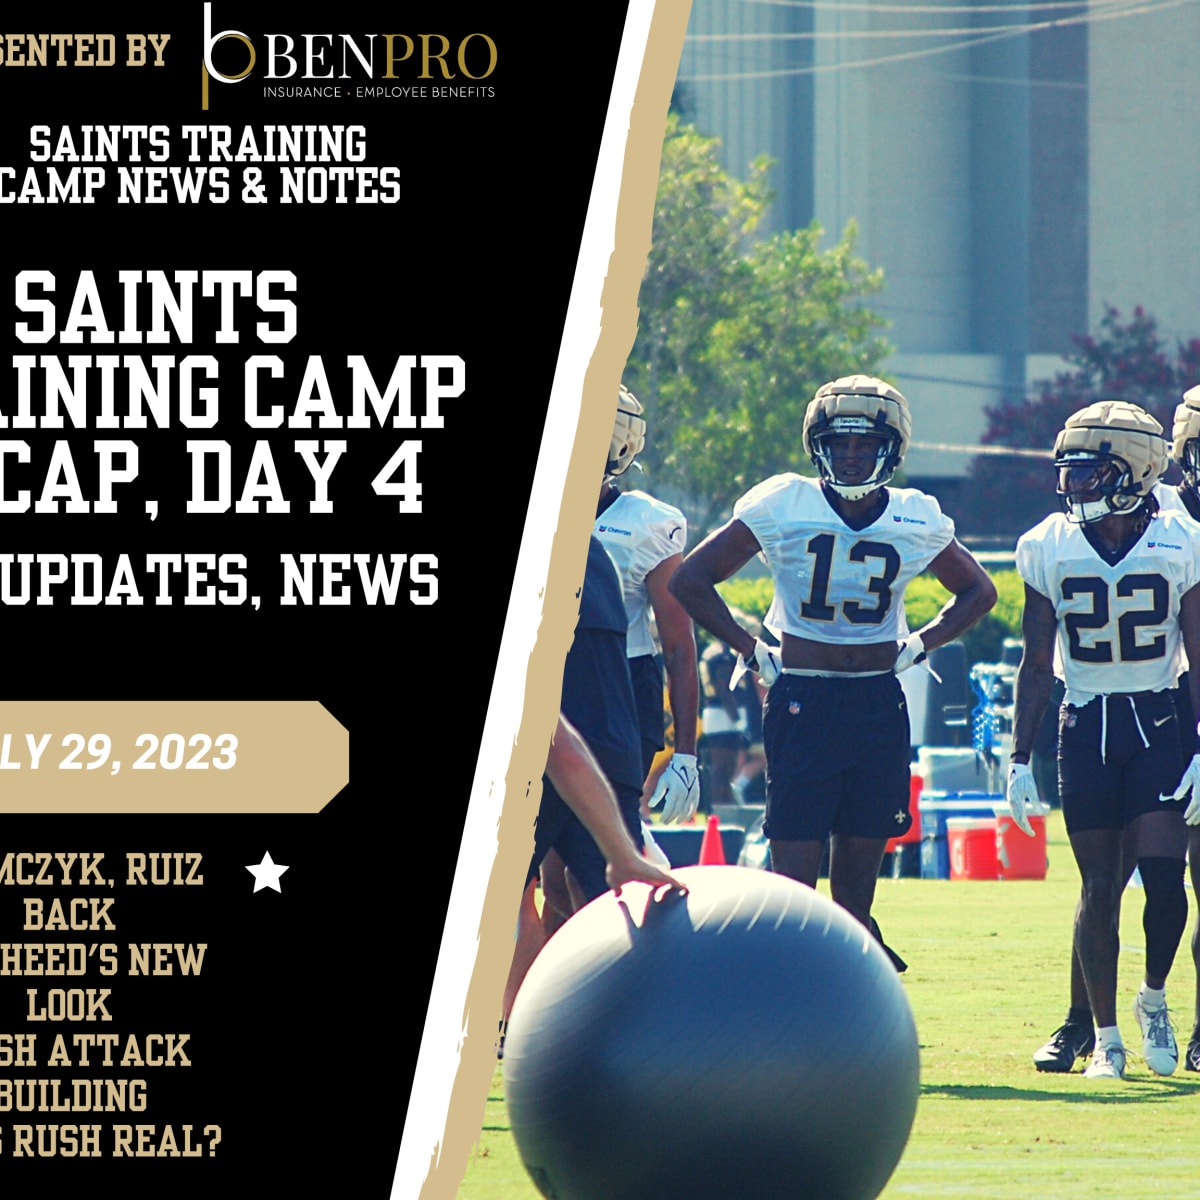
top-left (645, 554), bottom-right (699, 757)
top-left (1005, 582), bottom-right (1057, 836)
top-left (546, 714), bottom-right (684, 894)
top-left (910, 539), bottom-right (998, 657)
top-left (1169, 583), bottom-right (1200, 822)
top-left (668, 519), bottom-right (762, 662)
top-left (1182, 583), bottom-right (1200, 740)
top-left (1010, 583), bottom-right (1057, 767)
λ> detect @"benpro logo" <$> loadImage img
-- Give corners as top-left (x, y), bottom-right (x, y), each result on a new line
top-left (201, 3), bottom-right (497, 107)
top-left (202, 6), bottom-right (256, 87)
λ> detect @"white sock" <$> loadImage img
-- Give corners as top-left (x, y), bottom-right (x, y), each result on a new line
top-left (1138, 983), bottom-right (1167, 1010)
top-left (1096, 1025), bottom-right (1124, 1051)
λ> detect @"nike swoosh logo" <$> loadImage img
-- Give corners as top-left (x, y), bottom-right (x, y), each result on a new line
top-left (1154, 716), bottom-right (1172, 727)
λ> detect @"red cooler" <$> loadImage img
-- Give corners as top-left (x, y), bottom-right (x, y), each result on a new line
top-left (994, 812), bottom-right (1048, 880)
top-left (947, 816), bottom-right (1000, 880)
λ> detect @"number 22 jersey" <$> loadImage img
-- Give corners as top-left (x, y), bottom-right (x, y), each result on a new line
top-left (733, 474), bottom-right (955, 645)
top-left (1015, 509), bottom-right (1200, 705)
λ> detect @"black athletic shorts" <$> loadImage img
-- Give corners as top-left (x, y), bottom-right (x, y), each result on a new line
top-left (1172, 673), bottom-right (1196, 771)
top-left (1057, 689), bottom-right (1187, 834)
top-left (761, 672), bottom-right (911, 842)
top-left (629, 653), bottom-right (666, 780)
top-left (526, 777), bottom-right (643, 901)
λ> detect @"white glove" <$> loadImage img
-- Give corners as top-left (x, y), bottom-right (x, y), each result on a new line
top-left (894, 632), bottom-right (928, 675)
top-left (731, 638), bottom-right (781, 691)
top-left (649, 753), bottom-right (700, 824)
top-left (1166, 753), bottom-right (1200, 825)
top-left (1006, 762), bottom-right (1048, 837)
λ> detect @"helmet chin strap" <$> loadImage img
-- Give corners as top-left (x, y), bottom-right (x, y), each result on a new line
top-left (814, 442), bottom-right (895, 500)
top-left (824, 477), bottom-right (886, 501)
top-left (1065, 494), bottom-right (1144, 524)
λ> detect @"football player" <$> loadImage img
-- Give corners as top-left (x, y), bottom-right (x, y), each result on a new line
top-left (594, 385), bottom-right (700, 824)
top-left (501, 535), bottom-right (666, 1052)
top-left (1008, 401), bottom-right (1200, 1079)
top-left (538, 387), bottom-right (701, 935)
top-left (1161, 387), bottom-right (1200, 1072)
top-left (669, 376), bottom-right (996, 964)
top-left (1032, 390), bottom-right (1200, 1075)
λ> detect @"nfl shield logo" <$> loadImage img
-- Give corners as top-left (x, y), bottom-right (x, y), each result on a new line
top-left (789, 700), bottom-right (801, 715)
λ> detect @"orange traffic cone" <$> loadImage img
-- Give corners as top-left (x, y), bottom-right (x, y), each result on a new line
top-left (698, 814), bottom-right (727, 866)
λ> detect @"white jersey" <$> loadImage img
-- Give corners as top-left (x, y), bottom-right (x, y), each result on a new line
top-left (1015, 509), bottom-right (1200, 705)
top-left (594, 490), bottom-right (687, 659)
top-left (733, 474), bottom-right (955, 644)
top-left (1152, 484), bottom-right (1200, 675)
top-left (1155, 481), bottom-right (1194, 516)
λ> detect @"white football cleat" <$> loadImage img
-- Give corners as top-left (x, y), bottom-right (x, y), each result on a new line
top-left (1134, 993), bottom-right (1178, 1076)
top-left (1083, 1045), bottom-right (1126, 1079)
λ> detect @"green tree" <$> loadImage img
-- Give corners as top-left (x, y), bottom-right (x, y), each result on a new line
top-left (959, 305), bottom-right (1200, 537)
top-left (624, 114), bottom-right (893, 534)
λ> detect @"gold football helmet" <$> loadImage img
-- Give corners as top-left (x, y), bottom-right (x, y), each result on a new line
top-left (607, 385), bottom-right (647, 479)
top-left (1170, 384), bottom-right (1200, 492)
top-left (802, 376), bottom-right (911, 500)
top-left (1053, 400), bottom-right (1167, 523)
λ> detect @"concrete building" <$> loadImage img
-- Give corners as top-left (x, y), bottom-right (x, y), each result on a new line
top-left (675, 0), bottom-right (1200, 504)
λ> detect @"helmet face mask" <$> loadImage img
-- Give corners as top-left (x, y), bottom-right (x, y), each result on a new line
top-left (1052, 400), bottom-right (1167, 524)
top-left (607, 385), bottom-right (646, 479)
top-left (810, 420), bottom-right (901, 499)
top-left (1181, 439), bottom-right (1200, 494)
top-left (1054, 452), bottom-right (1139, 523)
top-left (1171, 385), bottom-right (1200, 494)
top-left (802, 376), bottom-right (911, 501)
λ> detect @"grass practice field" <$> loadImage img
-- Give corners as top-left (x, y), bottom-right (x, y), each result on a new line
top-left (455, 810), bottom-right (1199, 1200)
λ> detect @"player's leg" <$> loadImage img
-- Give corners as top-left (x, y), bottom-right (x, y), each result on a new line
top-left (761, 675), bottom-right (838, 889)
top-left (731, 740), bottom-right (765, 804)
top-left (825, 833), bottom-right (908, 971)
top-left (767, 838), bottom-right (826, 887)
top-left (1058, 697), bottom-right (1129, 1077)
top-left (1034, 826), bottom-right (1134, 1071)
top-left (1032, 902), bottom-right (1097, 1072)
top-left (500, 877), bottom-right (547, 1055)
top-left (1188, 825), bottom-right (1200, 1071)
top-left (826, 835), bottom-right (886, 928)
top-left (1068, 826), bottom-right (1127, 1076)
top-left (1169, 680), bottom-right (1200, 1071)
top-left (1127, 809), bottom-right (1188, 1076)
top-left (1126, 690), bottom-right (1189, 1076)
top-left (828, 674), bottom-right (911, 970)
top-left (539, 848), bottom-right (573, 936)
top-left (500, 791), bottom-right (575, 1054)
top-left (704, 737), bottom-right (741, 808)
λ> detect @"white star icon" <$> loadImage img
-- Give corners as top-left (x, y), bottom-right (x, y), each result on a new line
top-left (246, 851), bottom-right (289, 893)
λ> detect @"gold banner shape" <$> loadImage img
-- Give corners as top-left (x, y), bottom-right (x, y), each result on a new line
top-left (0, 702), bottom-right (347, 813)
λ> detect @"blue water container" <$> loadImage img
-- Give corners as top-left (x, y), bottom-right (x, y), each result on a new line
top-left (918, 791), bottom-right (1004, 879)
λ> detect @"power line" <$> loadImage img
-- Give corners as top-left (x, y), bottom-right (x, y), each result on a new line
top-left (679, 0), bottom-right (1199, 82)
top-left (687, 18), bottom-right (1098, 41)
top-left (909, 440), bottom-right (1053, 458)
top-left (733, 0), bottom-right (1119, 12)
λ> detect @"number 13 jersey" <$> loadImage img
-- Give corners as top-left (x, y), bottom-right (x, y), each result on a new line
top-left (1015, 509), bottom-right (1200, 705)
top-left (733, 474), bottom-right (955, 645)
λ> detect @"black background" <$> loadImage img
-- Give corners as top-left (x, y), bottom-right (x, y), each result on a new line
top-left (0, 4), bottom-right (628, 1194)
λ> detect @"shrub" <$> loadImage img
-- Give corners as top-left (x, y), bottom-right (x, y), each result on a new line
top-left (714, 569), bottom-right (1024, 667)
